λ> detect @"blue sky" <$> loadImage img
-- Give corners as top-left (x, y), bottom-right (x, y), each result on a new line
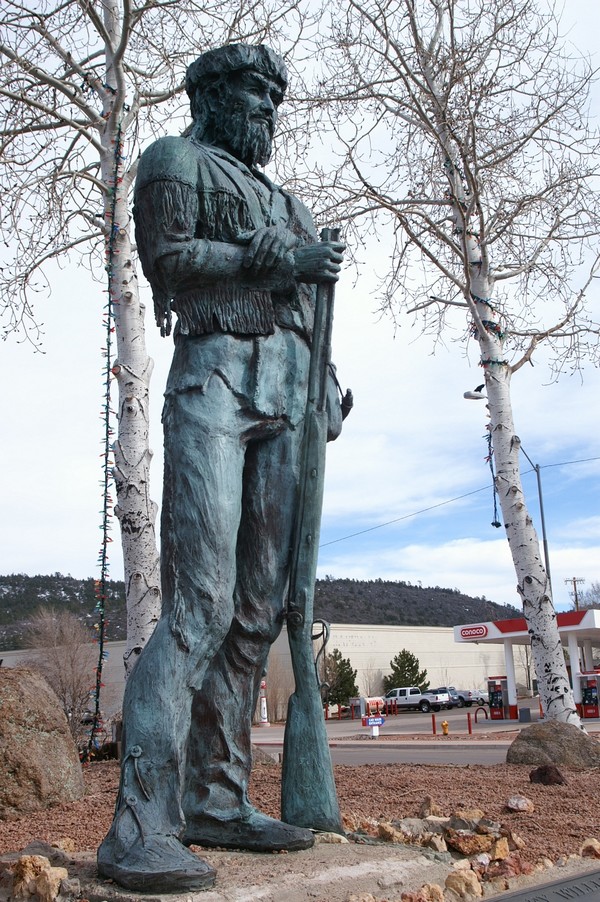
top-left (1, 0), bottom-right (599, 614)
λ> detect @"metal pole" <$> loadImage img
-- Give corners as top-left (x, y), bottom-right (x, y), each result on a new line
top-left (520, 447), bottom-right (552, 591)
top-left (534, 464), bottom-right (552, 590)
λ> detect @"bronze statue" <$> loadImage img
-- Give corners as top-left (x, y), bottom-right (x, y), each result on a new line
top-left (97, 44), bottom-right (345, 892)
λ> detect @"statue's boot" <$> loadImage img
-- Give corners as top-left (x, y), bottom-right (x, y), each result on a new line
top-left (182, 646), bottom-right (314, 853)
top-left (98, 831), bottom-right (216, 892)
top-left (97, 743), bottom-right (216, 892)
top-left (182, 805), bottom-right (314, 852)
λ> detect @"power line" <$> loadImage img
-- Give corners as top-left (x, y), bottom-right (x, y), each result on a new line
top-left (540, 456), bottom-right (600, 470)
top-left (320, 455), bottom-right (600, 549)
top-left (320, 484), bottom-right (491, 547)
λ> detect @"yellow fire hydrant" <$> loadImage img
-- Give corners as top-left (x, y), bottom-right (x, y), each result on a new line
top-left (441, 720), bottom-right (449, 736)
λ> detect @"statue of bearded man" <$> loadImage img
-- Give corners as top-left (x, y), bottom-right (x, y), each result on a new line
top-left (97, 44), bottom-right (344, 893)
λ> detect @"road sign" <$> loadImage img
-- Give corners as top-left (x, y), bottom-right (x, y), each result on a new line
top-left (362, 716), bottom-right (385, 727)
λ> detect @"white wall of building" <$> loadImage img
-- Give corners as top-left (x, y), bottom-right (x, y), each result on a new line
top-left (1, 623), bottom-right (524, 716)
top-left (268, 624), bottom-right (520, 696)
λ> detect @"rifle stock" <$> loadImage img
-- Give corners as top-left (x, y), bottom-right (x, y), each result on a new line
top-left (280, 229), bottom-right (343, 834)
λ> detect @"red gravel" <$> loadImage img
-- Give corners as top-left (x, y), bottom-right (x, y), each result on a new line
top-left (1, 759), bottom-right (599, 866)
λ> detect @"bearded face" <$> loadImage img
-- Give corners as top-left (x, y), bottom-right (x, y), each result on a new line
top-left (190, 70), bottom-right (281, 168)
top-left (211, 102), bottom-right (274, 167)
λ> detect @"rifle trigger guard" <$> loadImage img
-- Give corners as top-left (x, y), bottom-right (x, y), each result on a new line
top-left (287, 610), bottom-right (304, 627)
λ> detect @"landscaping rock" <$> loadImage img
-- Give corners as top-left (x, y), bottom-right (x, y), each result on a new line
top-left (504, 830), bottom-right (526, 851)
top-left (0, 669), bottom-right (84, 819)
top-left (314, 831), bottom-right (350, 844)
top-left (378, 822), bottom-right (405, 843)
top-left (485, 851), bottom-right (534, 881)
top-left (581, 838), bottom-right (600, 859)
top-left (444, 829), bottom-right (494, 856)
top-left (449, 813), bottom-right (482, 832)
top-left (424, 816), bottom-right (448, 833)
top-left (529, 763), bottom-right (567, 784)
top-left (489, 837), bottom-right (510, 861)
top-left (426, 834), bottom-right (448, 853)
top-left (506, 795), bottom-right (534, 813)
top-left (475, 818), bottom-right (501, 836)
top-left (506, 720), bottom-right (600, 766)
top-left (394, 818), bottom-right (429, 839)
top-left (12, 855), bottom-right (68, 902)
top-left (444, 868), bottom-right (483, 898)
top-left (400, 885), bottom-right (444, 901)
top-left (419, 796), bottom-right (444, 818)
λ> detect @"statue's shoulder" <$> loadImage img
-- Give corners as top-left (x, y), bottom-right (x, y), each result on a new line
top-left (136, 135), bottom-right (200, 191)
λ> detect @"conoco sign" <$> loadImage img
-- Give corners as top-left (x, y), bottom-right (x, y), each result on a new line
top-left (460, 625), bottom-right (488, 639)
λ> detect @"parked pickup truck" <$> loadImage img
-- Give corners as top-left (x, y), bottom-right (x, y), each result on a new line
top-left (382, 686), bottom-right (452, 712)
top-left (435, 686), bottom-right (488, 707)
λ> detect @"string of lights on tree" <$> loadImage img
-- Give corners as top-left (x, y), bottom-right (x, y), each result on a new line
top-left (85, 120), bottom-right (124, 760)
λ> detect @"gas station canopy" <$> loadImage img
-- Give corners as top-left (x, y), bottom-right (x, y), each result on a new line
top-left (454, 609), bottom-right (600, 646)
top-left (454, 609), bottom-right (600, 720)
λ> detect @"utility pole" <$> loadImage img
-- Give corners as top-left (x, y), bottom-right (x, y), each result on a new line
top-left (520, 447), bottom-right (552, 589)
top-left (565, 577), bottom-right (585, 611)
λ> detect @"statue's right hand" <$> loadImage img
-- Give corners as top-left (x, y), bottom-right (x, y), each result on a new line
top-left (241, 225), bottom-right (297, 274)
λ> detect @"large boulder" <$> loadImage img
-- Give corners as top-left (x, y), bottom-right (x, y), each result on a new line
top-left (506, 720), bottom-right (600, 767)
top-left (0, 668), bottom-right (85, 819)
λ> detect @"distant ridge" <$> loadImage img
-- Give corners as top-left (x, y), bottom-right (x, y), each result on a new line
top-left (0, 572), bottom-right (521, 651)
top-left (314, 576), bottom-right (521, 627)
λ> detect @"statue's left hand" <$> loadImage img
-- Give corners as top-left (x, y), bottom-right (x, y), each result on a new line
top-left (293, 241), bottom-right (345, 284)
top-left (241, 225), bottom-right (297, 273)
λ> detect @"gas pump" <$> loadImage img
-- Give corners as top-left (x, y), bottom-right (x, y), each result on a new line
top-left (579, 674), bottom-right (600, 719)
top-left (488, 676), bottom-right (508, 720)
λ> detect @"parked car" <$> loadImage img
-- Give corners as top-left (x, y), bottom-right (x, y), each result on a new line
top-left (429, 686), bottom-right (462, 708)
top-left (430, 686), bottom-right (460, 707)
top-left (383, 686), bottom-right (452, 712)
top-left (433, 686), bottom-right (488, 707)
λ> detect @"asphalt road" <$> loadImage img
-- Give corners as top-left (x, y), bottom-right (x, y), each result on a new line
top-left (253, 698), bottom-right (600, 765)
top-left (331, 742), bottom-right (508, 765)
top-left (257, 741), bottom-right (509, 766)
top-left (251, 703), bottom-right (529, 765)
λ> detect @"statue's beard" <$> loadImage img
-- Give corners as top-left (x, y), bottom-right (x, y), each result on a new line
top-left (211, 108), bottom-right (273, 167)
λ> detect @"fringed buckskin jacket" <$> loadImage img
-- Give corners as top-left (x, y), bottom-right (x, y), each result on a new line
top-left (134, 135), bottom-right (318, 342)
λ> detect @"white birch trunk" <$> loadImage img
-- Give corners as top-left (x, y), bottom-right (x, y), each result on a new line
top-left (482, 345), bottom-right (579, 723)
top-left (101, 0), bottom-right (161, 676)
top-left (453, 202), bottom-right (580, 726)
top-left (418, 35), bottom-right (581, 727)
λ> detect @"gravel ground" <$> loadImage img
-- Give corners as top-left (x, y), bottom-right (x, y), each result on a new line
top-left (3, 746), bottom-right (600, 902)
top-left (1, 758), bottom-right (599, 865)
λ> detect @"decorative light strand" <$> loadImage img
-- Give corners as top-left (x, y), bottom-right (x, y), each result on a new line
top-left (85, 123), bottom-right (124, 762)
top-left (471, 319), bottom-right (505, 342)
top-left (484, 431), bottom-right (502, 529)
top-left (480, 357), bottom-right (509, 367)
top-left (470, 292), bottom-right (497, 312)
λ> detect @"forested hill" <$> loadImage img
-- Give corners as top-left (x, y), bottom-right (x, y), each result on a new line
top-left (0, 573), bottom-right (521, 651)
top-left (314, 577), bottom-right (520, 627)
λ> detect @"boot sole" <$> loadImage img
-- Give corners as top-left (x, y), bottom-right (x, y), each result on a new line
top-left (182, 831), bottom-right (314, 853)
top-left (97, 860), bottom-right (216, 892)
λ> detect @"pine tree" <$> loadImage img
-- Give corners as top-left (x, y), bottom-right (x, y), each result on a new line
top-left (383, 650), bottom-right (429, 693)
top-left (322, 648), bottom-right (358, 707)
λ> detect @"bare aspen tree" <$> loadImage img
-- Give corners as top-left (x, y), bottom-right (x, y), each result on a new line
top-left (26, 607), bottom-right (97, 745)
top-left (299, 0), bottom-right (600, 723)
top-left (0, 0), bottom-right (310, 673)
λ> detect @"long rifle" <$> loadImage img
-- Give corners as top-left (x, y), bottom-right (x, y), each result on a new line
top-left (280, 228), bottom-right (344, 835)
